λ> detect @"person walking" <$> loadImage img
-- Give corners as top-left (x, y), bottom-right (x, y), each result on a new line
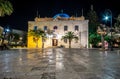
top-left (104, 41), bottom-right (108, 50)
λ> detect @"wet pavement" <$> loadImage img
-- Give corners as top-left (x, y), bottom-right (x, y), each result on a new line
top-left (0, 48), bottom-right (120, 79)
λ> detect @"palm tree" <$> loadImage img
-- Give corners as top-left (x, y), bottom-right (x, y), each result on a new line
top-left (114, 14), bottom-right (120, 33)
top-left (62, 31), bottom-right (78, 48)
top-left (0, 0), bottom-right (13, 47)
top-left (0, 0), bottom-right (13, 17)
top-left (41, 31), bottom-right (47, 49)
top-left (28, 29), bottom-right (46, 48)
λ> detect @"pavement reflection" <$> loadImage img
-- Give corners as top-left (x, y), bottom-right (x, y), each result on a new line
top-left (0, 48), bottom-right (120, 79)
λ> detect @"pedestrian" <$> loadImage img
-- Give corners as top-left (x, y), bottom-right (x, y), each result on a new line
top-left (104, 41), bottom-right (108, 50)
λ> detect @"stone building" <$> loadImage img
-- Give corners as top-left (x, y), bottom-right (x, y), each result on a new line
top-left (28, 13), bottom-right (89, 48)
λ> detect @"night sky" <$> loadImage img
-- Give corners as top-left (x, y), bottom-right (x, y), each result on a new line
top-left (0, 0), bottom-right (120, 31)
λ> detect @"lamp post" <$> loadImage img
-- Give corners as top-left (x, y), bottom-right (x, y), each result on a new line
top-left (1, 27), bottom-right (10, 45)
top-left (97, 24), bottom-right (107, 50)
top-left (104, 9), bottom-right (113, 51)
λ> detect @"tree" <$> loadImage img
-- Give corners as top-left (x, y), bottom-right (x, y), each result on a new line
top-left (28, 29), bottom-right (46, 48)
top-left (7, 32), bottom-right (21, 44)
top-left (87, 5), bottom-right (99, 33)
top-left (89, 33), bottom-right (101, 48)
top-left (114, 14), bottom-right (120, 33)
top-left (114, 14), bottom-right (120, 47)
top-left (0, 0), bottom-right (13, 17)
top-left (0, 0), bottom-right (13, 46)
top-left (40, 30), bottom-right (47, 49)
top-left (7, 32), bottom-right (14, 44)
top-left (61, 31), bottom-right (78, 48)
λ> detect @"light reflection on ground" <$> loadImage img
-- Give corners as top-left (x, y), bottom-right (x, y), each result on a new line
top-left (0, 48), bottom-right (120, 79)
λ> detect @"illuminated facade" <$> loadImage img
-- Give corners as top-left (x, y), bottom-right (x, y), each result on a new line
top-left (28, 13), bottom-right (89, 48)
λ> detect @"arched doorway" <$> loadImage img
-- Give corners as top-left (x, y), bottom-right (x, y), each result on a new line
top-left (52, 39), bottom-right (58, 46)
top-left (52, 34), bottom-right (58, 46)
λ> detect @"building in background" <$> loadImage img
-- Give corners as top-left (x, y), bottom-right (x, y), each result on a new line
top-left (11, 29), bottom-right (27, 46)
top-left (0, 26), bottom-right (27, 46)
top-left (28, 12), bottom-right (89, 48)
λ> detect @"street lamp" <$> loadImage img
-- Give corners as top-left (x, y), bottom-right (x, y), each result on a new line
top-left (97, 24), bottom-right (107, 50)
top-left (104, 9), bottom-right (113, 51)
top-left (1, 27), bottom-right (10, 45)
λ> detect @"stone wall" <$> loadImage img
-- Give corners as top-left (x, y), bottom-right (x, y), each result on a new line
top-left (28, 18), bottom-right (89, 48)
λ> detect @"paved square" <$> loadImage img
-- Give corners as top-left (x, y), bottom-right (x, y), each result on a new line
top-left (0, 48), bottom-right (120, 79)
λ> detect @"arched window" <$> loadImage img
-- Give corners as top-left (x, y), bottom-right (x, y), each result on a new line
top-left (53, 26), bottom-right (58, 30)
top-left (75, 25), bottom-right (79, 31)
top-left (64, 25), bottom-right (68, 31)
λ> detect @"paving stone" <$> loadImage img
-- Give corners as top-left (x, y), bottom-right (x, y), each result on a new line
top-left (0, 48), bottom-right (120, 79)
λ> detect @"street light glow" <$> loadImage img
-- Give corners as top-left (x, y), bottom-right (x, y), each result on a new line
top-left (6, 28), bottom-right (10, 32)
top-left (104, 9), bottom-right (113, 51)
top-left (105, 16), bottom-right (109, 20)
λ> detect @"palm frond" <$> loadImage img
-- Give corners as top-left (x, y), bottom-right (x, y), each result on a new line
top-left (0, 0), bottom-right (13, 17)
top-left (62, 31), bottom-right (79, 41)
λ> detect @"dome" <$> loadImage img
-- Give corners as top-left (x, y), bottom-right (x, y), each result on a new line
top-left (53, 13), bottom-right (70, 19)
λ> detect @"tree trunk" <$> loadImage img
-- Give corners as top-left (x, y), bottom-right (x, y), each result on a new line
top-left (42, 42), bottom-right (44, 49)
top-left (36, 41), bottom-right (38, 48)
top-left (36, 39), bottom-right (38, 48)
top-left (1, 37), bottom-right (4, 46)
top-left (42, 38), bottom-right (44, 49)
top-left (1, 32), bottom-right (6, 46)
top-left (69, 40), bottom-right (71, 48)
top-left (101, 34), bottom-right (104, 50)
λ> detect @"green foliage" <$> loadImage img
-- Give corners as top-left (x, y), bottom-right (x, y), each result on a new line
top-left (89, 23), bottom-right (99, 33)
top-left (62, 31), bottom-right (78, 48)
top-left (12, 33), bottom-right (20, 42)
top-left (0, 27), bottom-right (3, 34)
top-left (89, 32), bottom-right (111, 47)
top-left (114, 14), bottom-right (120, 33)
top-left (0, 0), bottom-right (13, 17)
top-left (62, 31), bottom-right (78, 41)
top-left (28, 29), bottom-right (46, 39)
top-left (6, 32), bottom-right (20, 45)
top-left (114, 15), bottom-right (120, 28)
top-left (28, 29), bottom-right (46, 48)
top-left (87, 5), bottom-right (100, 33)
top-left (87, 10), bottom-right (98, 24)
top-left (104, 35), bottom-right (111, 42)
top-left (0, 35), bottom-right (3, 38)
top-left (89, 33), bottom-right (101, 46)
